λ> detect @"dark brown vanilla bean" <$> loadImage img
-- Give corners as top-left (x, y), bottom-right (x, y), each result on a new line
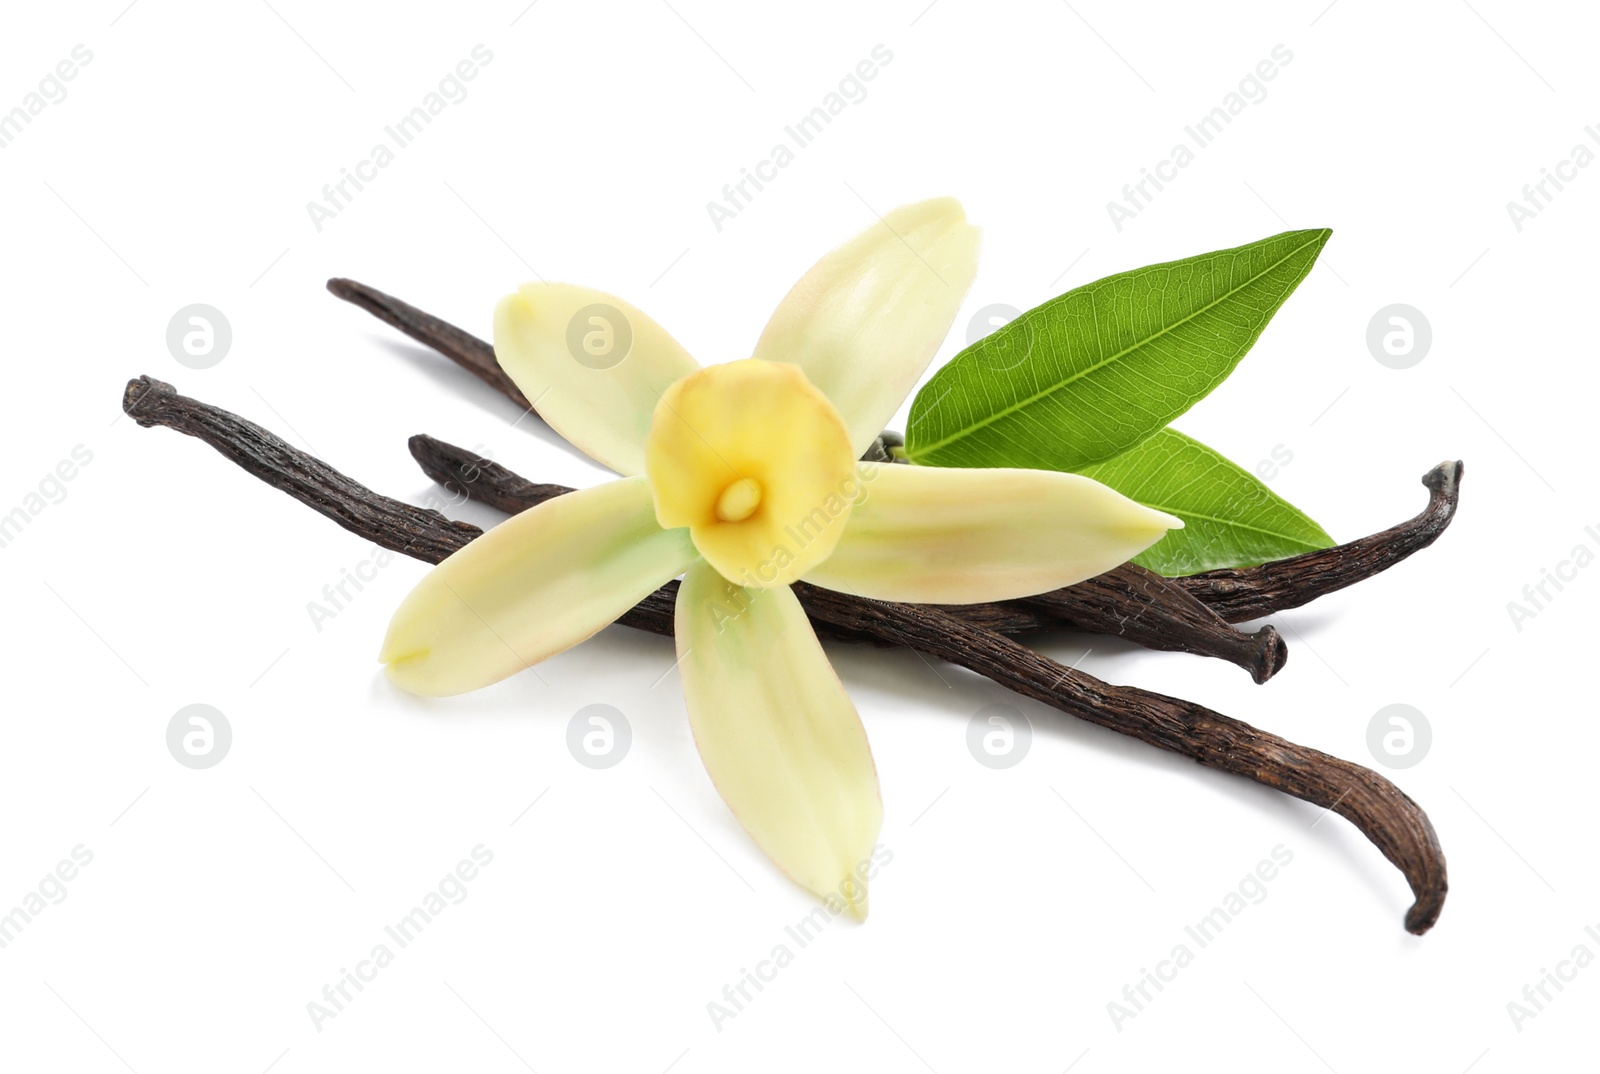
top-left (121, 377), bottom-right (482, 563)
top-left (1017, 565), bottom-right (1286, 684)
top-left (326, 278), bottom-right (533, 409)
top-left (326, 278), bottom-right (1464, 624)
top-left (123, 375), bottom-right (1448, 932)
top-left (1177, 460), bottom-right (1464, 622)
top-left (407, 433), bottom-right (1286, 679)
top-left (791, 584), bottom-right (1447, 935)
top-left (122, 376), bottom-right (692, 636)
top-left (123, 375), bottom-right (883, 646)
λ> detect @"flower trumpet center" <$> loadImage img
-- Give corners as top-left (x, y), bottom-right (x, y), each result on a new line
top-left (714, 478), bottom-right (763, 522)
top-left (644, 359), bottom-right (857, 589)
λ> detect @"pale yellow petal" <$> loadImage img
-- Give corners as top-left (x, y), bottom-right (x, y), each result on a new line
top-left (752, 197), bottom-right (980, 456)
top-left (494, 284), bottom-right (700, 475)
top-left (804, 463), bottom-right (1181, 604)
top-left (676, 562), bottom-right (882, 918)
top-left (381, 478), bottom-right (697, 696)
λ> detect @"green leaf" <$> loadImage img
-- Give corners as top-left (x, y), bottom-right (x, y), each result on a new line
top-left (903, 229), bottom-right (1331, 471)
top-left (1072, 429), bottom-right (1335, 576)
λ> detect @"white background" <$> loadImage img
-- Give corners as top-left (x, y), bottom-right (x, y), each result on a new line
top-left (1, 0), bottom-right (1595, 1070)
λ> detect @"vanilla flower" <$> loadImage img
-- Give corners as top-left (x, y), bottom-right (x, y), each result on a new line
top-left (380, 198), bottom-right (1180, 916)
